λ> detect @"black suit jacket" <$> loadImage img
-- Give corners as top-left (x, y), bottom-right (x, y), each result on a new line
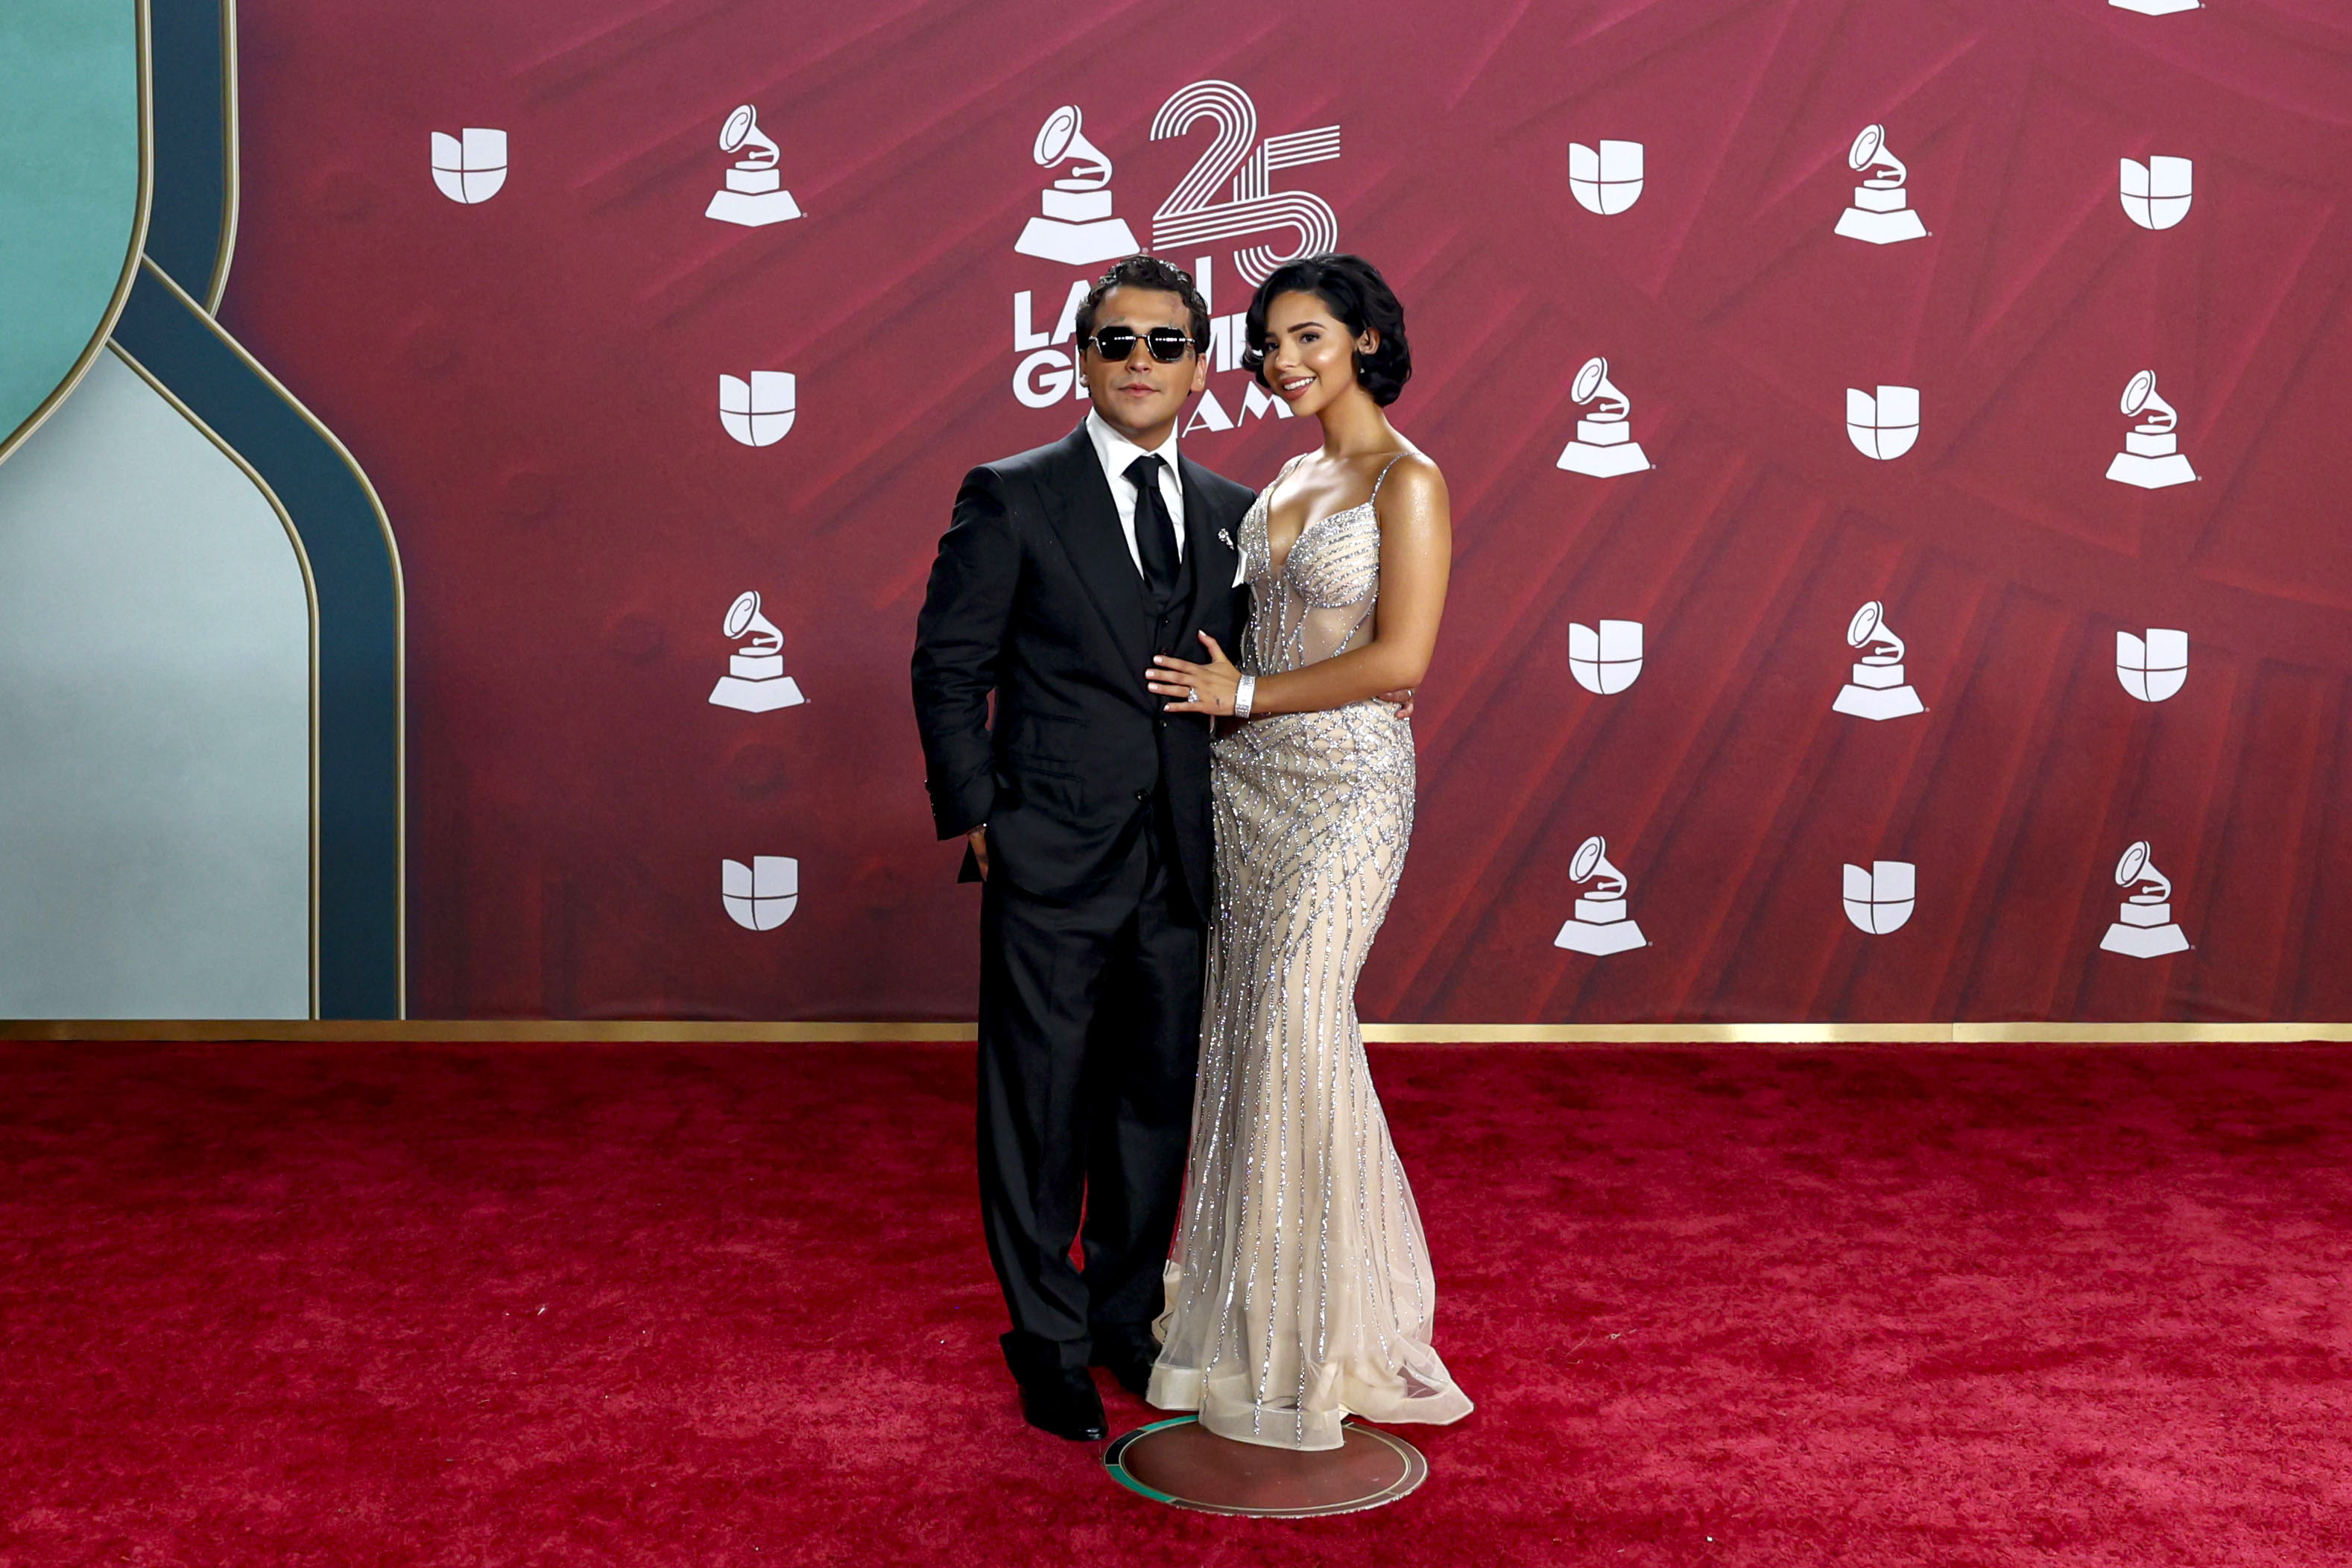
top-left (911, 423), bottom-right (1255, 911)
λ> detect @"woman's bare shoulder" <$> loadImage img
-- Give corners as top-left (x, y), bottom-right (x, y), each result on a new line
top-left (1374, 449), bottom-right (1447, 508)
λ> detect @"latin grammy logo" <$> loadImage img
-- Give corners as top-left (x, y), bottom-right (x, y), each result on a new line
top-left (430, 128), bottom-right (507, 204)
top-left (720, 372), bottom-right (796, 446)
top-left (1833, 600), bottom-right (1926, 721)
top-left (2117, 628), bottom-right (2189, 702)
top-left (722, 856), bottom-right (800, 932)
top-left (708, 590), bottom-right (806, 712)
top-left (2110, 0), bottom-right (2199, 14)
top-left (1568, 140), bottom-right (1644, 215)
top-left (1555, 357), bottom-right (1651, 477)
top-left (1842, 860), bottom-right (1916, 935)
top-left (1834, 124), bottom-right (1928, 245)
top-left (2099, 840), bottom-right (2190, 958)
top-left (1148, 80), bottom-right (1341, 288)
top-left (2105, 370), bottom-right (2197, 490)
top-left (1569, 619), bottom-right (1643, 695)
top-left (2121, 156), bottom-right (2193, 230)
top-left (1847, 385), bottom-right (1920, 461)
top-left (1014, 105), bottom-right (1139, 265)
top-left (1552, 841), bottom-right (1646, 949)
top-left (1554, 835), bottom-right (1648, 955)
top-left (705, 104), bottom-right (802, 227)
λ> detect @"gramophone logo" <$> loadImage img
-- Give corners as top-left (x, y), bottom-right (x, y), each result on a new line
top-left (430, 128), bottom-right (506, 204)
top-left (2105, 370), bottom-right (2196, 489)
top-left (705, 104), bottom-right (801, 227)
top-left (1569, 619), bottom-right (1643, 695)
top-left (2117, 628), bottom-right (2189, 703)
top-left (1834, 124), bottom-right (1928, 244)
top-left (2111, 0), bottom-right (2199, 14)
top-left (1568, 140), bottom-right (1644, 215)
top-left (1014, 105), bottom-right (1139, 265)
top-left (709, 591), bottom-right (806, 712)
top-left (1556, 357), bottom-right (1651, 477)
top-left (722, 856), bottom-right (800, 932)
top-left (1554, 835), bottom-right (1648, 955)
top-left (2099, 840), bottom-right (2190, 958)
top-left (1842, 861), bottom-right (1916, 935)
top-left (1149, 80), bottom-right (1340, 288)
top-left (2121, 156), bottom-right (2193, 230)
top-left (1846, 385), bottom-right (1920, 461)
top-left (1833, 600), bottom-right (1926, 721)
top-left (720, 373), bottom-right (796, 446)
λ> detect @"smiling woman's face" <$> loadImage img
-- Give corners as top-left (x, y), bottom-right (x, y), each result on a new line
top-left (1259, 291), bottom-right (1374, 420)
top-left (1078, 286), bottom-right (1207, 446)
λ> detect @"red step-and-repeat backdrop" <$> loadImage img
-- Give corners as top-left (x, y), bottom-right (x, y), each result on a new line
top-left (220, 0), bottom-right (2352, 1022)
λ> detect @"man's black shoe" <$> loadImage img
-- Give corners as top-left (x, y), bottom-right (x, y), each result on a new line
top-left (1093, 1344), bottom-right (1157, 1400)
top-left (1017, 1368), bottom-right (1107, 1441)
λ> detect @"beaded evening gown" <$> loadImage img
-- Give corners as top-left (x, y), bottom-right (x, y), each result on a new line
top-left (1147, 455), bottom-right (1473, 1452)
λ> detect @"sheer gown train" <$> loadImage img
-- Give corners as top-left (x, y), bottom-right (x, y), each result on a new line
top-left (1147, 454), bottom-right (1473, 1452)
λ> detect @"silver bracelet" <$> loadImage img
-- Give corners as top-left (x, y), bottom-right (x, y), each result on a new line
top-left (1232, 674), bottom-right (1256, 720)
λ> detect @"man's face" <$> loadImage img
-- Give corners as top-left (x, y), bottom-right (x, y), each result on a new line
top-left (1078, 285), bottom-right (1207, 444)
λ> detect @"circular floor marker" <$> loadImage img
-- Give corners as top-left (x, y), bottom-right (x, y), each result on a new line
top-left (1103, 1415), bottom-right (1428, 1517)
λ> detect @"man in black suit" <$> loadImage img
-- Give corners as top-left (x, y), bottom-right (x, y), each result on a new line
top-left (911, 256), bottom-right (1252, 1441)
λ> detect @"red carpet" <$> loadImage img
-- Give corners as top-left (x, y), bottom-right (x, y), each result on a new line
top-left (2, 1041), bottom-right (2348, 1566)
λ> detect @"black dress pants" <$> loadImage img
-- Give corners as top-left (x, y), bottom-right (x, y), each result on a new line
top-left (977, 812), bottom-right (1202, 1380)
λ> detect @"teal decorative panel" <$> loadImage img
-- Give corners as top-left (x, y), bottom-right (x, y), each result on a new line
top-left (0, 2), bottom-right (146, 464)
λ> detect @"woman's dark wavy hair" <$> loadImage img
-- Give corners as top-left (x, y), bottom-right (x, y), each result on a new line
top-left (1242, 254), bottom-right (1411, 406)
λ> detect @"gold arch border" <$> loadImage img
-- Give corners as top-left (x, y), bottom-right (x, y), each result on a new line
top-left (205, 0), bottom-right (241, 312)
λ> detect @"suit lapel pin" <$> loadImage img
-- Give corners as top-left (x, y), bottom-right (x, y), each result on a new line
top-left (1217, 528), bottom-right (1235, 551)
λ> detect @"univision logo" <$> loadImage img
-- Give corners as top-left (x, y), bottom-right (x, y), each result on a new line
top-left (1842, 860), bottom-right (1916, 935)
top-left (722, 856), bottom-right (799, 931)
top-left (2117, 628), bottom-right (2189, 703)
top-left (720, 373), bottom-right (797, 446)
top-left (1568, 619), bottom-right (1643, 695)
top-left (2120, 156), bottom-right (2192, 230)
top-left (1568, 140), bottom-right (1644, 215)
top-left (431, 128), bottom-right (507, 204)
top-left (1846, 385), bottom-right (1919, 461)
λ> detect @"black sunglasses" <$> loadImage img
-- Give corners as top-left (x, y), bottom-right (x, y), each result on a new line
top-left (1083, 326), bottom-right (1197, 363)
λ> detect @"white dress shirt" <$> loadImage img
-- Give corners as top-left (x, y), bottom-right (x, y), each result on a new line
top-left (1084, 410), bottom-right (1251, 588)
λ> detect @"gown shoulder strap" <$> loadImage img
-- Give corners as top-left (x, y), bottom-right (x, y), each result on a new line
top-left (1261, 452), bottom-right (1309, 509)
top-left (1368, 453), bottom-right (1409, 503)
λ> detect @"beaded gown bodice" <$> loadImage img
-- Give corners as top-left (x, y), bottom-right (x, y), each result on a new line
top-left (1148, 455), bottom-right (1471, 1450)
top-left (1242, 456), bottom-right (1385, 675)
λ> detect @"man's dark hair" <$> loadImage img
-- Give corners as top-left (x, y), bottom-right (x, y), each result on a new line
top-left (1242, 253), bottom-right (1412, 406)
top-left (1073, 255), bottom-right (1212, 358)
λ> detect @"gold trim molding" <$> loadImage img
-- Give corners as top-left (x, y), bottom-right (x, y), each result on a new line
top-left (1, 1021), bottom-right (2345, 1044)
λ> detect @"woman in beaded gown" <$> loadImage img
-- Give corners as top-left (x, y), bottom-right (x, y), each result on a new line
top-left (1140, 255), bottom-right (1471, 1452)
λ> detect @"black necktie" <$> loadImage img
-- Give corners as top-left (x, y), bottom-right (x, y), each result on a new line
top-left (1125, 454), bottom-right (1180, 609)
